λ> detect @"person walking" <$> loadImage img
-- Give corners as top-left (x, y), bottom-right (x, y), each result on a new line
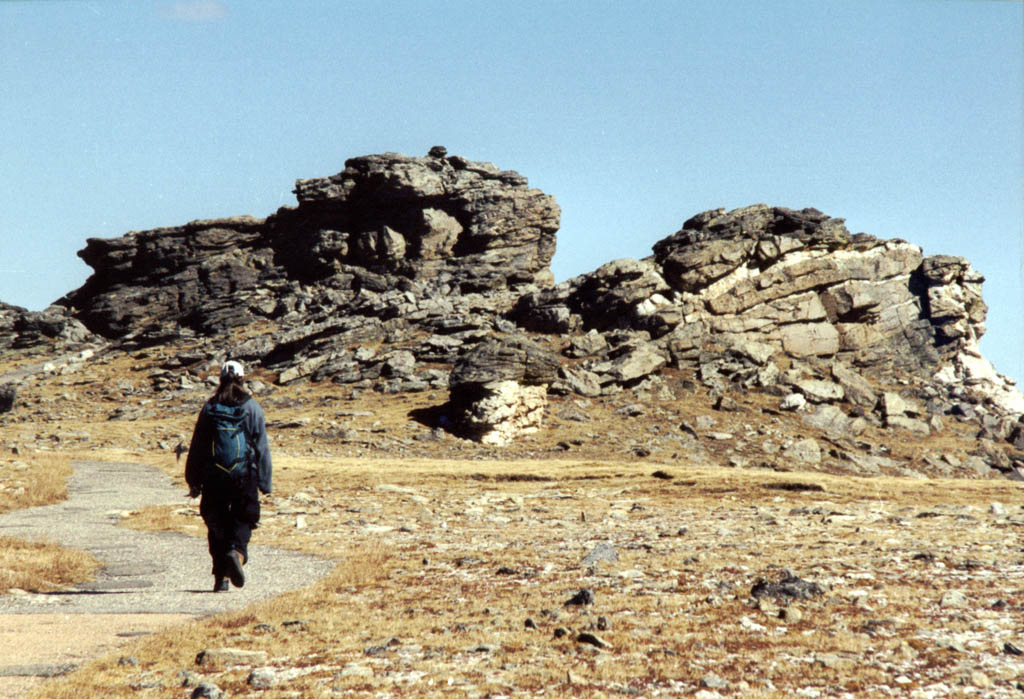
top-left (185, 360), bottom-right (272, 592)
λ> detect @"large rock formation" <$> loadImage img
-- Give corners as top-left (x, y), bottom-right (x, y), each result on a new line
top-left (513, 204), bottom-right (1022, 415)
top-left (3, 151), bottom-right (1021, 456)
top-left (59, 150), bottom-right (559, 343)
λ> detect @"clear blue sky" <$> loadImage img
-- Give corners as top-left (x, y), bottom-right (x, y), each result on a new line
top-left (2, 0), bottom-right (1021, 385)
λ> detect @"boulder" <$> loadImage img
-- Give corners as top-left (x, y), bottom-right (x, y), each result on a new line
top-left (0, 385), bottom-right (16, 413)
top-left (831, 363), bottom-right (877, 408)
top-left (448, 335), bottom-right (559, 444)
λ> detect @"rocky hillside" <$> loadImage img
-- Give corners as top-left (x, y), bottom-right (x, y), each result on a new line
top-left (1, 149), bottom-right (1022, 477)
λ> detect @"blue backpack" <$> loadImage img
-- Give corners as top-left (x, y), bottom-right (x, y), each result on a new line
top-left (208, 401), bottom-right (251, 477)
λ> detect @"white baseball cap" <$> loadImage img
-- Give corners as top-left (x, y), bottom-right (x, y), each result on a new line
top-left (221, 360), bottom-right (245, 379)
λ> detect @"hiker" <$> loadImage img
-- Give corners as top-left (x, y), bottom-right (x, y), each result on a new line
top-left (185, 360), bottom-right (272, 592)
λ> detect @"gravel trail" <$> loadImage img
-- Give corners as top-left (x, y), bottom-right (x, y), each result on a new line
top-left (0, 460), bottom-right (334, 695)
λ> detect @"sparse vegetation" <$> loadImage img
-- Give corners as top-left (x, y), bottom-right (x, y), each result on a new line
top-left (0, 452), bottom-right (73, 513)
top-left (0, 536), bottom-right (101, 594)
top-left (36, 457), bottom-right (1024, 697)
top-left (3, 334), bottom-right (1023, 696)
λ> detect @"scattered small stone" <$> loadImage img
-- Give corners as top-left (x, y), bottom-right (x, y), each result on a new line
top-left (651, 469), bottom-right (673, 480)
top-left (750, 571), bottom-right (825, 601)
top-left (195, 648), bottom-right (268, 667)
top-left (524, 618), bottom-right (537, 630)
top-left (190, 682), bottom-right (224, 699)
top-left (553, 626), bottom-right (570, 639)
top-left (1003, 642), bottom-right (1021, 656)
top-left (118, 656), bottom-right (138, 667)
top-left (576, 632), bottom-right (612, 649)
top-left (779, 606), bottom-right (803, 624)
top-left (564, 588), bottom-right (595, 606)
top-left (940, 590), bottom-right (969, 609)
top-left (700, 673), bottom-right (729, 690)
top-left (596, 616), bottom-right (610, 631)
top-left (780, 393), bottom-right (806, 411)
top-left (581, 543), bottom-right (619, 567)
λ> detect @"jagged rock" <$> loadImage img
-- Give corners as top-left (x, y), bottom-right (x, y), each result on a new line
top-left (831, 363), bottom-right (877, 408)
top-left (881, 391), bottom-right (914, 418)
top-left (750, 570), bottom-right (825, 601)
top-left (555, 366), bottom-right (602, 397)
top-left (57, 152), bottom-right (558, 350)
top-left (514, 202), bottom-right (1022, 419)
top-left (0, 303), bottom-right (96, 350)
top-left (802, 405), bottom-right (866, 438)
top-left (565, 331), bottom-right (607, 358)
top-left (449, 335), bottom-right (558, 387)
top-left (782, 438), bottom-right (821, 464)
top-left (887, 415), bottom-right (931, 436)
top-left (448, 335), bottom-right (558, 444)
top-left (449, 380), bottom-right (548, 445)
top-left (780, 394), bottom-right (807, 412)
top-left (603, 344), bottom-right (667, 384)
top-left (793, 378), bottom-right (845, 404)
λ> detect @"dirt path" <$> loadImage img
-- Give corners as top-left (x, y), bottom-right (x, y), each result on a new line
top-left (0, 460), bottom-right (334, 697)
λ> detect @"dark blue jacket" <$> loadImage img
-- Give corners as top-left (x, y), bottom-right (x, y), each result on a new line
top-left (185, 397), bottom-right (272, 495)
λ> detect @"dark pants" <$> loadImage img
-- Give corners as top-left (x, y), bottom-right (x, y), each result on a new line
top-left (199, 469), bottom-right (260, 578)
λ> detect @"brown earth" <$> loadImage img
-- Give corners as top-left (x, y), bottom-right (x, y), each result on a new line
top-left (2, 345), bottom-right (1023, 696)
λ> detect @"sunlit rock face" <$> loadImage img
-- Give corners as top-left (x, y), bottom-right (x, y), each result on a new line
top-left (514, 203), bottom-right (1021, 415)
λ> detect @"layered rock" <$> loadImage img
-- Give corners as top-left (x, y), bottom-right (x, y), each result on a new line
top-left (0, 302), bottom-right (95, 351)
top-left (59, 150), bottom-right (559, 343)
top-left (513, 204), bottom-right (1022, 415)
top-left (448, 335), bottom-right (559, 445)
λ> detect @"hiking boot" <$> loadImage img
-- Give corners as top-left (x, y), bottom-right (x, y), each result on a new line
top-left (213, 576), bottom-right (229, 592)
top-left (226, 550), bottom-right (245, 588)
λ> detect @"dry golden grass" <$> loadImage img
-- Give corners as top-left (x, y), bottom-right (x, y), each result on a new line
top-left (0, 452), bottom-right (73, 513)
top-left (37, 453), bottom-right (1024, 697)
top-left (0, 536), bottom-right (102, 594)
top-left (6, 339), bottom-right (1024, 695)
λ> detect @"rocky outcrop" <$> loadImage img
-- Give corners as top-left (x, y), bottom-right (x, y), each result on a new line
top-left (4, 151), bottom-right (1021, 457)
top-left (512, 204), bottom-right (1023, 416)
top-left (0, 302), bottom-right (95, 352)
top-left (448, 335), bottom-right (559, 445)
top-left (59, 150), bottom-right (559, 343)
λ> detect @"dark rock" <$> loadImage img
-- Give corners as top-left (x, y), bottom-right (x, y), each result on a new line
top-left (576, 632), bottom-right (612, 649)
top-left (190, 682), bottom-right (224, 699)
top-left (0, 385), bottom-right (16, 413)
top-left (564, 588), bottom-right (595, 606)
top-left (750, 571), bottom-right (825, 601)
top-left (449, 335), bottom-right (559, 388)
